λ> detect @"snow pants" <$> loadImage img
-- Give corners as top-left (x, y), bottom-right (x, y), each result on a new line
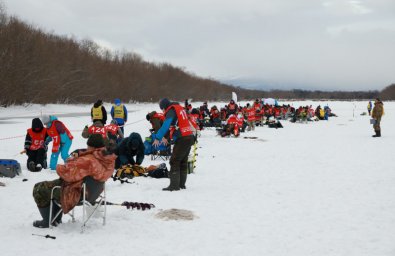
top-left (26, 148), bottom-right (47, 169)
top-left (49, 139), bottom-right (72, 170)
top-left (373, 118), bottom-right (381, 132)
top-left (168, 135), bottom-right (194, 189)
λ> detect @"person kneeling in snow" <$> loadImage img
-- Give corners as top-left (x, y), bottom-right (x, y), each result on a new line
top-left (32, 134), bottom-right (116, 228)
top-left (220, 114), bottom-right (240, 137)
top-left (114, 132), bottom-right (145, 169)
top-left (23, 118), bottom-right (49, 172)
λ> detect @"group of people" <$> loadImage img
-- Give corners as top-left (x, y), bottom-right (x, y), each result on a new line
top-left (181, 99), bottom-right (338, 137)
top-left (24, 99), bottom-right (128, 172)
top-left (27, 98), bottom-right (195, 228)
top-left (25, 97), bottom-right (384, 229)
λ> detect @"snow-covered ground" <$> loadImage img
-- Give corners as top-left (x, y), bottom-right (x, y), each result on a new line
top-left (0, 101), bottom-right (394, 256)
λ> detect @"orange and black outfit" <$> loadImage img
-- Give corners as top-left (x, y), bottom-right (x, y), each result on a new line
top-left (24, 118), bottom-right (49, 171)
top-left (155, 99), bottom-right (195, 191)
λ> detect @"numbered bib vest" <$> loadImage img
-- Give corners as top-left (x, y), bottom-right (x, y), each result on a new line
top-left (188, 113), bottom-right (199, 130)
top-left (27, 128), bottom-right (47, 150)
top-left (153, 112), bottom-right (165, 121)
top-left (228, 103), bottom-right (236, 110)
top-left (92, 106), bottom-right (103, 120)
top-left (247, 108), bottom-right (256, 121)
top-left (113, 105), bottom-right (125, 119)
top-left (164, 104), bottom-right (193, 136)
top-left (319, 109), bottom-right (325, 118)
top-left (253, 102), bottom-right (261, 110)
top-left (47, 120), bottom-right (73, 153)
top-left (227, 114), bottom-right (239, 125)
top-left (105, 124), bottom-right (119, 136)
top-left (88, 125), bottom-right (107, 138)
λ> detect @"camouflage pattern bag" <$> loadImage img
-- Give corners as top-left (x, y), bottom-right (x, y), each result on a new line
top-left (115, 164), bottom-right (146, 179)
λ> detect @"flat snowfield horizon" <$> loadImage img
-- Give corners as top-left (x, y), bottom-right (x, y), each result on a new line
top-left (1, 101), bottom-right (394, 256)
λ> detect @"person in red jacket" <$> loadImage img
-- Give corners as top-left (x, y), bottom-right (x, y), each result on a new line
top-left (210, 105), bottom-right (221, 127)
top-left (221, 114), bottom-right (240, 137)
top-left (105, 120), bottom-right (124, 142)
top-left (82, 121), bottom-right (107, 139)
top-left (227, 100), bottom-right (238, 117)
top-left (252, 99), bottom-right (262, 111)
top-left (41, 115), bottom-right (73, 170)
top-left (146, 111), bottom-right (165, 133)
top-left (23, 118), bottom-right (49, 172)
top-left (153, 98), bottom-right (195, 191)
top-left (104, 119), bottom-right (124, 152)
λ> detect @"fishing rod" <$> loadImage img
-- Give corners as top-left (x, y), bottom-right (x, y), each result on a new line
top-left (32, 234), bottom-right (56, 239)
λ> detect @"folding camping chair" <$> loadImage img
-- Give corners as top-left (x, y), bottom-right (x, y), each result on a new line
top-left (151, 144), bottom-right (172, 161)
top-left (49, 176), bottom-right (107, 233)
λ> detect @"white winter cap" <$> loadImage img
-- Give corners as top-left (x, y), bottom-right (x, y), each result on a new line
top-left (41, 115), bottom-right (50, 125)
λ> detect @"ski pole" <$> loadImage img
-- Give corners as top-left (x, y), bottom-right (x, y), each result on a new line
top-left (32, 234), bottom-right (56, 239)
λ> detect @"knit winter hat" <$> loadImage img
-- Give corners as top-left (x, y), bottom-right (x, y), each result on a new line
top-left (41, 115), bottom-right (50, 125)
top-left (87, 134), bottom-right (105, 148)
top-left (159, 98), bottom-right (171, 110)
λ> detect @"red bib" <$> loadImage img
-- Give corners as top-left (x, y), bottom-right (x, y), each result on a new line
top-left (165, 104), bottom-right (193, 136)
top-left (27, 128), bottom-right (47, 150)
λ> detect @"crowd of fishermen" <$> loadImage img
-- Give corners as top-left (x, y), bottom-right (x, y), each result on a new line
top-left (20, 97), bottom-right (384, 229)
top-left (182, 98), bottom-right (337, 137)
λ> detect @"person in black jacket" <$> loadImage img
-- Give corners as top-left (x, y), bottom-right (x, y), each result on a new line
top-left (91, 100), bottom-right (107, 125)
top-left (23, 118), bottom-right (49, 172)
top-left (115, 132), bottom-right (145, 169)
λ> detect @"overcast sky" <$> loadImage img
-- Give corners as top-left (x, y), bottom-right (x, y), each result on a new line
top-left (3, 0), bottom-right (395, 91)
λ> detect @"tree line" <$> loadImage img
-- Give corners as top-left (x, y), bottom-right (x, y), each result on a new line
top-left (0, 5), bottom-right (391, 106)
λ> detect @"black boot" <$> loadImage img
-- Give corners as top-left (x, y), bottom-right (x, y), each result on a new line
top-left (179, 170), bottom-right (188, 189)
top-left (372, 130), bottom-right (380, 137)
top-left (33, 207), bottom-right (50, 228)
top-left (35, 164), bottom-right (43, 172)
top-left (28, 161), bottom-right (37, 172)
top-left (162, 171), bottom-right (180, 191)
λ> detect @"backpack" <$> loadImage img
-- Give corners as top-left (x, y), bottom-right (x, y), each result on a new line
top-left (115, 164), bottom-right (146, 179)
top-left (147, 163), bottom-right (169, 179)
top-left (0, 159), bottom-right (22, 178)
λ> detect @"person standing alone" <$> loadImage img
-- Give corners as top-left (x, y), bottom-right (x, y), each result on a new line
top-left (371, 98), bottom-right (384, 137)
top-left (153, 98), bottom-right (195, 191)
top-left (91, 100), bottom-right (107, 125)
top-left (367, 101), bottom-right (372, 116)
top-left (111, 98), bottom-right (128, 134)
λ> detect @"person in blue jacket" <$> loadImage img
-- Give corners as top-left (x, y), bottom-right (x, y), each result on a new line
top-left (41, 115), bottom-right (73, 170)
top-left (110, 98), bottom-right (128, 134)
top-left (152, 98), bottom-right (195, 191)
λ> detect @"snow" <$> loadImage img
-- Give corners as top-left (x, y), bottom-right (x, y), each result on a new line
top-left (0, 101), bottom-right (394, 256)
